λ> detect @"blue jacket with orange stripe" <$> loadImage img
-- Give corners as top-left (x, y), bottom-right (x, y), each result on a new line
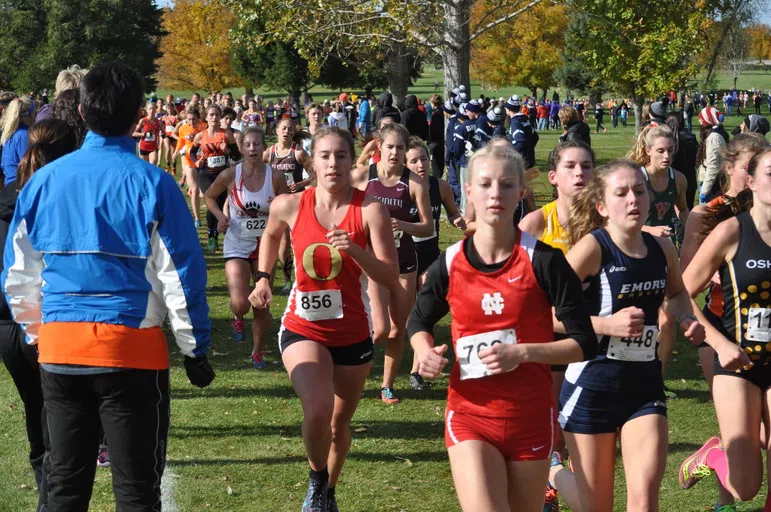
top-left (1, 132), bottom-right (211, 370)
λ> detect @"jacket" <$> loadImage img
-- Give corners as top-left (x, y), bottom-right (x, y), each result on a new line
top-left (358, 99), bottom-right (371, 127)
top-left (374, 92), bottom-right (400, 126)
top-left (400, 95), bottom-right (428, 140)
top-left (508, 113), bottom-right (538, 168)
top-left (428, 110), bottom-right (444, 146)
top-left (560, 121), bottom-right (592, 146)
top-left (0, 181), bottom-right (18, 323)
top-left (1, 132), bottom-right (211, 370)
top-left (698, 129), bottom-right (727, 198)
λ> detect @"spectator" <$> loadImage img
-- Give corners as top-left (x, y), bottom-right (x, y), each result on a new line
top-left (594, 102), bottom-right (607, 134)
top-left (339, 93), bottom-right (358, 137)
top-left (536, 101), bottom-right (549, 131)
top-left (427, 94), bottom-right (444, 178)
top-left (619, 101), bottom-right (629, 128)
top-left (1, 96), bottom-right (36, 186)
top-left (328, 102), bottom-right (349, 130)
top-left (666, 111), bottom-right (699, 209)
top-left (549, 99), bottom-right (561, 129)
top-left (559, 104), bottom-right (591, 146)
top-left (1, 61), bottom-right (214, 510)
top-left (52, 89), bottom-right (87, 147)
top-left (696, 106), bottom-right (729, 203)
top-left (358, 96), bottom-right (372, 138)
top-left (35, 65), bottom-right (89, 123)
top-left (504, 95), bottom-right (538, 169)
top-left (373, 92), bottom-right (400, 126)
top-left (683, 95), bottom-right (695, 132)
top-left (400, 94), bottom-right (428, 140)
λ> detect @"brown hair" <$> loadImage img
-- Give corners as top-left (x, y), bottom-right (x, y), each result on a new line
top-left (567, 159), bottom-right (643, 247)
top-left (377, 122), bottom-right (409, 147)
top-left (547, 141), bottom-right (595, 199)
top-left (241, 125), bottom-right (266, 146)
top-left (627, 124), bottom-right (675, 167)
top-left (430, 94), bottom-right (443, 109)
top-left (16, 119), bottom-right (77, 189)
top-left (310, 125), bottom-right (355, 160)
top-left (406, 135), bottom-right (428, 156)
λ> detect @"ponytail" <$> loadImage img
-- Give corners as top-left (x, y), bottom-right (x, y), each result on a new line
top-left (16, 119), bottom-right (77, 189)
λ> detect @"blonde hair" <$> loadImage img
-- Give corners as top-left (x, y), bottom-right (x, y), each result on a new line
top-left (567, 159), bottom-right (643, 247)
top-left (627, 124), bottom-right (675, 167)
top-left (55, 65), bottom-right (88, 97)
top-left (1, 96), bottom-right (35, 145)
top-left (467, 140), bottom-right (525, 185)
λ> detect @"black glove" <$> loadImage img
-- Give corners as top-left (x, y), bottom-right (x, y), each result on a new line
top-left (184, 356), bottom-right (215, 388)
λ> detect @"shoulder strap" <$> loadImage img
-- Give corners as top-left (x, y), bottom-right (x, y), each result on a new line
top-left (368, 164), bottom-right (377, 180)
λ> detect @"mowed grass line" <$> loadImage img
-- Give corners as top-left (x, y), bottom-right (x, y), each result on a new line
top-left (0, 104), bottom-right (769, 511)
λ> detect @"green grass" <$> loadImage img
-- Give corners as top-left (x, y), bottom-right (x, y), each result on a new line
top-left (1, 77), bottom-right (770, 511)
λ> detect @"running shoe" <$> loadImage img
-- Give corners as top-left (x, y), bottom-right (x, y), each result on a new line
top-left (231, 318), bottom-right (245, 343)
top-left (194, 219), bottom-right (201, 229)
top-left (252, 352), bottom-right (267, 370)
top-left (380, 387), bottom-right (400, 404)
top-left (206, 237), bottom-right (218, 254)
top-left (302, 479), bottom-right (328, 512)
top-left (327, 493), bottom-right (339, 512)
top-left (679, 436), bottom-right (721, 489)
top-left (409, 372), bottom-right (429, 391)
top-left (97, 445), bottom-right (110, 468)
top-left (714, 504), bottom-right (737, 512)
top-left (543, 484), bottom-right (559, 512)
top-left (279, 282), bottom-right (292, 296)
top-left (179, 175), bottom-right (186, 188)
top-left (663, 384), bottom-right (677, 400)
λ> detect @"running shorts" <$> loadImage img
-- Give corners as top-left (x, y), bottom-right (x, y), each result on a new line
top-left (558, 380), bottom-right (667, 434)
top-left (713, 359), bottom-right (771, 391)
top-left (399, 249), bottom-right (418, 275)
top-left (415, 240), bottom-right (440, 276)
top-left (444, 407), bottom-right (556, 462)
top-left (279, 328), bottom-right (374, 366)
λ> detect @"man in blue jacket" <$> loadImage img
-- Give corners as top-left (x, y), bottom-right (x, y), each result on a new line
top-left (504, 95), bottom-right (539, 169)
top-left (2, 62), bottom-right (214, 511)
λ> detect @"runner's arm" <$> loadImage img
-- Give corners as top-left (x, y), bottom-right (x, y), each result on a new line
top-left (518, 208), bottom-right (545, 240)
top-left (680, 204), bottom-right (708, 270)
top-left (439, 179), bottom-right (465, 230)
top-left (204, 168), bottom-right (235, 222)
top-left (256, 194), bottom-right (294, 275)
top-left (400, 172), bottom-right (434, 237)
top-left (674, 170), bottom-right (690, 227)
top-left (131, 120), bottom-right (144, 139)
top-left (408, 256), bottom-right (451, 357)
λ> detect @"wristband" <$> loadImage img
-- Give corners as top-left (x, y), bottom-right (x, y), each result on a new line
top-left (678, 313), bottom-right (698, 324)
top-left (254, 271), bottom-right (271, 282)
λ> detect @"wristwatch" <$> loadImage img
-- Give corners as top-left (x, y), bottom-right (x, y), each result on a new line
top-left (254, 271), bottom-right (271, 282)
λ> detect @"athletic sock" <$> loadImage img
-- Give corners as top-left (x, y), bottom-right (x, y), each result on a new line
top-left (706, 448), bottom-right (729, 489)
top-left (327, 486), bottom-right (335, 498)
top-left (310, 467), bottom-right (329, 485)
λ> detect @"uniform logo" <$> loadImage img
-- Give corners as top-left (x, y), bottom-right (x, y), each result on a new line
top-left (507, 276), bottom-right (522, 283)
top-left (654, 202), bottom-right (670, 220)
top-left (301, 243), bottom-right (343, 281)
top-left (481, 292), bottom-right (505, 315)
top-left (609, 266), bottom-right (626, 273)
top-left (619, 279), bottom-right (666, 294)
top-left (747, 260), bottom-right (771, 269)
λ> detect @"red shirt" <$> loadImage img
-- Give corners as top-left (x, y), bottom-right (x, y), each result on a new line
top-left (282, 188), bottom-right (371, 346)
top-left (138, 118), bottom-right (161, 152)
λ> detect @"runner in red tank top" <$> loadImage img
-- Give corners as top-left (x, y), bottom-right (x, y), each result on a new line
top-left (132, 101), bottom-right (161, 165)
top-left (192, 106), bottom-right (240, 253)
top-left (248, 126), bottom-right (406, 512)
top-left (409, 143), bottom-right (596, 511)
top-left (351, 122), bottom-right (433, 405)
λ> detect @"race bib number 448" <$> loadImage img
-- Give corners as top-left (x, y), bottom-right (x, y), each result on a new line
top-left (607, 325), bottom-right (659, 362)
top-left (456, 329), bottom-right (517, 380)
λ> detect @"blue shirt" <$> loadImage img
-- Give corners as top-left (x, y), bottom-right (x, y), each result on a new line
top-left (1, 126), bottom-right (29, 186)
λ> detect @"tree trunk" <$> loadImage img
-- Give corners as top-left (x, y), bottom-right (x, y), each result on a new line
top-left (387, 42), bottom-right (411, 102)
top-left (631, 91), bottom-right (644, 133)
top-left (441, 0), bottom-right (472, 98)
top-left (703, 20), bottom-right (734, 90)
top-left (245, 87), bottom-right (254, 96)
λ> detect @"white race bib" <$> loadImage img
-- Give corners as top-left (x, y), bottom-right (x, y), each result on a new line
top-left (456, 328), bottom-right (517, 380)
top-left (240, 216), bottom-right (266, 237)
top-left (747, 308), bottom-right (771, 342)
top-left (165, 125), bottom-right (174, 134)
top-left (607, 325), bottom-right (659, 362)
top-left (413, 228), bottom-right (437, 243)
top-left (144, 132), bottom-right (156, 142)
top-left (285, 172), bottom-right (295, 186)
top-left (295, 289), bottom-right (343, 321)
top-left (207, 155), bottom-right (226, 168)
top-left (393, 230), bottom-right (403, 249)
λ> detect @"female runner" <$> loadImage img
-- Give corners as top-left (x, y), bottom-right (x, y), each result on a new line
top-left (132, 101), bottom-right (161, 165)
top-left (350, 122), bottom-right (433, 404)
top-left (205, 127), bottom-right (287, 368)
top-left (628, 125), bottom-right (690, 378)
top-left (249, 126), bottom-right (406, 512)
top-left (518, 140), bottom-right (595, 509)
top-left (301, 103), bottom-right (324, 156)
top-left (265, 116), bottom-right (313, 295)
top-left (404, 136), bottom-right (466, 392)
top-left (548, 159), bottom-right (705, 512)
top-left (678, 146), bottom-right (771, 511)
top-left (161, 102), bottom-right (178, 174)
top-left (355, 117), bottom-right (395, 168)
top-left (172, 107), bottom-right (205, 227)
top-left (192, 105), bottom-right (240, 253)
top-left (408, 143), bottom-right (597, 512)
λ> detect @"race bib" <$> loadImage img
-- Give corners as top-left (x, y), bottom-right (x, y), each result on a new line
top-left (456, 328), bottom-right (517, 380)
top-left (747, 308), bottom-right (771, 342)
top-left (165, 125), bottom-right (174, 134)
top-left (295, 289), bottom-right (343, 321)
top-left (207, 155), bottom-right (226, 168)
top-left (284, 172), bottom-right (295, 186)
top-left (393, 230), bottom-right (403, 249)
top-left (144, 131), bottom-right (156, 142)
top-left (240, 216), bottom-right (266, 237)
top-left (413, 228), bottom-right (437, 243)
top-left (607, 325), bottom-right (659, 362)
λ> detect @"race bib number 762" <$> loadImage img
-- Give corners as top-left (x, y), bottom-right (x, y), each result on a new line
top-left (456, 329), bottom-right (517, 380)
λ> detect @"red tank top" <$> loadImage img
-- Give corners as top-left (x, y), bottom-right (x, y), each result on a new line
top-left (282, 187), bottom-right (370, 346)
top-left (706, 196), bottom-right (725, 317)
top-left (138, 118), bottom-right (161, 152)
top-left (445, 233), bottom-right (554, 418)
top-left (200, 129), bottom-right (228, 171)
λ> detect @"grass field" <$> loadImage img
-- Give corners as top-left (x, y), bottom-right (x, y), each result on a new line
top-left (0, 83), bottom-right (770, 511)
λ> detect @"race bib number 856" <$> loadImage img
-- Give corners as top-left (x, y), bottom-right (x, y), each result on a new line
top-left (456, 329), bottom-right (517, 380)
top-left (607, 325), bottom-right (659, 362)
top-left (295, 289), bottom-right (343, 321)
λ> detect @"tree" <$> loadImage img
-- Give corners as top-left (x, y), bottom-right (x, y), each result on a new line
top-left (747, 24), bottom-right (771, 61)
top-left (471, 1), bottom-right (566, 97)
top-left (232, 40), bottom-right (310, 99)
top-left (157, 0), bottom-right (241, 94)
top-left (229, 0), bottom-right (544, 98)
top-left (0, 0), bottom-right (163, 93)
top-left (553, 12), bottom-right (607, 101)
top-left (724, 24), bottom-right (749, 89)
top-left (565, 0), bottom-right (713, 131)
top-left (699, 0), bottom-right (759, 89)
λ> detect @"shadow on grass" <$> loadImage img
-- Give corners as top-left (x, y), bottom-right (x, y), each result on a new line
top-left (170, 420), bottom-right (443, 440)
top-left (170, 450), bottom-right (448, 467)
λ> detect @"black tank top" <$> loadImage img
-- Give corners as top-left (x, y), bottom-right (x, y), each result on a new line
top-left (365, 164), bottom-right (416, 264)
top-left (719, 212), bottom-right (771, 369)
top-left (409, 175), bottom-right (441, 245)
top-left (269, 143), bottom-right (304, 192)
